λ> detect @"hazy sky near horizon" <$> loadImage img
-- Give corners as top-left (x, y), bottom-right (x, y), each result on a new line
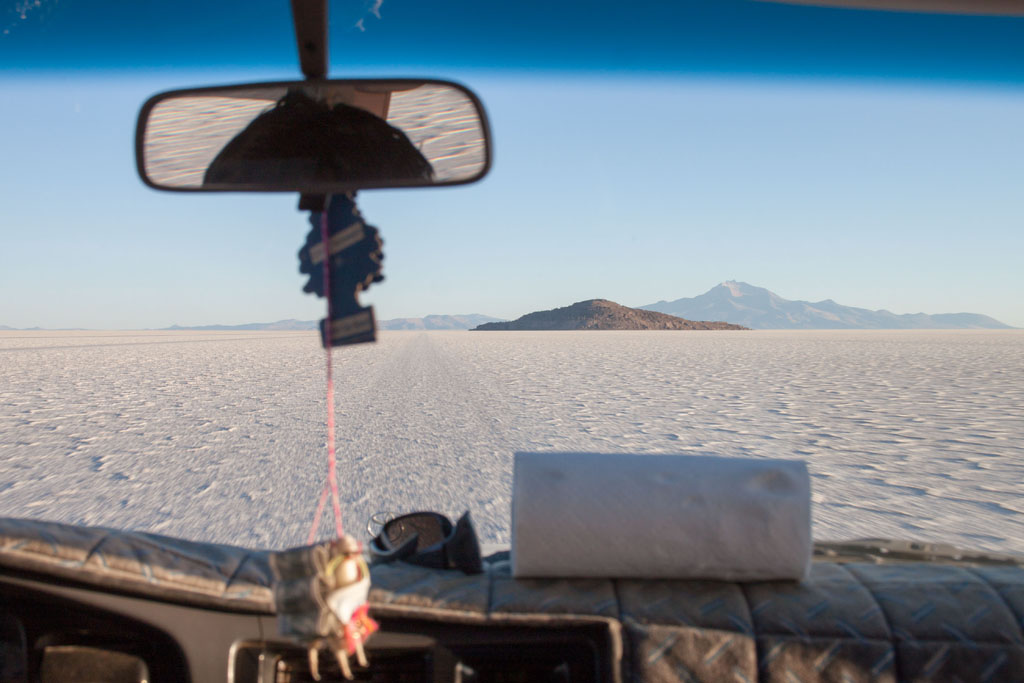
top-left (2, 1), bottom-right (1023, 328)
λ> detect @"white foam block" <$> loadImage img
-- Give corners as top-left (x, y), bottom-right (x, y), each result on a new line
top-left (512, 452), bottom-right (811, 580)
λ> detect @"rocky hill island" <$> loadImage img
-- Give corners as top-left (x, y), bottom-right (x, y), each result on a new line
top-left (472, 299), bottom-right (748, 331)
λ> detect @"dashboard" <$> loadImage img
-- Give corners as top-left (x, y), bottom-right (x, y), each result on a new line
top-left (0, 571), bottom-right (614, 683)
top-left (2, 518), bottom-right (1023, 682)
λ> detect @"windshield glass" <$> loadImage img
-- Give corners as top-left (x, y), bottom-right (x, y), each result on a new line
top-left (1, 0), bottom-right (1021, 553)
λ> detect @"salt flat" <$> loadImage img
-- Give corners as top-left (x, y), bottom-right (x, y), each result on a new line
top-left (1, 329), bottom-right (1022, 553)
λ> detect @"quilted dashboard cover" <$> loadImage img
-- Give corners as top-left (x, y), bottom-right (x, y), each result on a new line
top-left (1, 518), bottom-right (1022, 681)
top-left (0, 517), bottom-right (275, 612)
top-left (368, 553), bottom-right (1024, 681)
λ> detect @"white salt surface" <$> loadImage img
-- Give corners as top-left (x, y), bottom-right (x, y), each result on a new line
top-left (1, 330), bottom-right (1022, 554)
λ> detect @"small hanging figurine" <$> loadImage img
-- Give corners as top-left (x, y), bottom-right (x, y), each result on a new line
top-left (310, 535), bottom-right (378, 679)
top-left (271, 535), bottom-right (379, 680)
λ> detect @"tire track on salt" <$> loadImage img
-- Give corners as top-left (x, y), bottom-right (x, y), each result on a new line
top-left (324, 332), bottom-right (515, 544)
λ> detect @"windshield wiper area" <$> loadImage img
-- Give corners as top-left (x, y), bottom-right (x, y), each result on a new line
top-left (814, 539), bottom-right (1024, 567)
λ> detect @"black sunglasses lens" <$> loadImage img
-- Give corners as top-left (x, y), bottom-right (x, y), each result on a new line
top-left (384, 513), bottom-right (449, 550)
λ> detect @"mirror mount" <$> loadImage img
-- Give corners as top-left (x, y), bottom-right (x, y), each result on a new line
top-left (293, 0), bottom-right (328, 207)
top-left (291, 0), bottom-right (328, 80)
top-left (299, 193), bottom-right (328, 212)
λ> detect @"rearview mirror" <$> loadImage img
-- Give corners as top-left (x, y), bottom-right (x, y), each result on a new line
top-left (135, 79), bottom-right (491, 193)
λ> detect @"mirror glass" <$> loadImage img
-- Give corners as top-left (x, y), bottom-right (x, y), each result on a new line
top-left (136, 79), bottom-right (490, 192)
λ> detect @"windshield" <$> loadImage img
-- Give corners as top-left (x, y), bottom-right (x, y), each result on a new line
top-left (1, 0), bottom-right (1021, 554)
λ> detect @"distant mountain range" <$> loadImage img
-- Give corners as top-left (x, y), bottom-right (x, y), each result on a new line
top-left (163, 319), bottom-right (317, 331)
top-left (380, 314), bottom-right (504, 330)
top-left (0, 325), bottom-right (81, 331)
top-left (159, 314), bottom-right (503, 332)
top-left (641, 281), bottom-right (1013, 330)
top-left (3, 284), bottom-right (1013, 331)
top-left (473, 300), bottom-right (747, 331)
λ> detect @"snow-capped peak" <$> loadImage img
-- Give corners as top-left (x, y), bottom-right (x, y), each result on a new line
top-left (720, 281), bottom-right (745, 297)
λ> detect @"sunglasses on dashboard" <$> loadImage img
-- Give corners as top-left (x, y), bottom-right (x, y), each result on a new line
top-left (369, 511), bottom-right (483, 574)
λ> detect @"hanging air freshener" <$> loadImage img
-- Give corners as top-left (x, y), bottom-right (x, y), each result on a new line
top-left (297, 193), bottom-right (384, 347)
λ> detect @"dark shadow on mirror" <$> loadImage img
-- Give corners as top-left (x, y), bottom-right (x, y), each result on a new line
top-left (203, 90), bottom-right (433, 187)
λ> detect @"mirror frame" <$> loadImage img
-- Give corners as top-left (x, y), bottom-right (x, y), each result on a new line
top-left (135, 78), bottom-right (493, 193)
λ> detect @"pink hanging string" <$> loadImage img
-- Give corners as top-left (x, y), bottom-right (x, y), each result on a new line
top-left (307, 484), bottom-right (329, 545)
top-left (307, 205), bottom-right (345, 544)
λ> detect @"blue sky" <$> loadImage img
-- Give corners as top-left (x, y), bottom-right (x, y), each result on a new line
top-left (2, 0), bottom-right (1023, 328)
